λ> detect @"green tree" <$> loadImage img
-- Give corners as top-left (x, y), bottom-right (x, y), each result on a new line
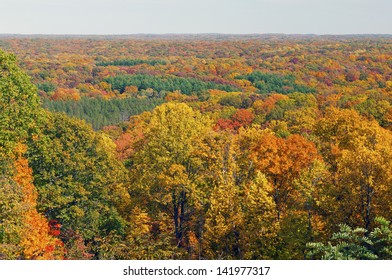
top-left (306, 217), bottom-right (392, 260)
top-left (306, 224), bottom-right (377, 260)
top-left (27, 112), bottom-right (129, 258)
top-left (0, 49), bottom-right (41, 157)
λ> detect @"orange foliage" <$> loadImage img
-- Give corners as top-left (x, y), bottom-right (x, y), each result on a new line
top-left (51, 88), bottom-right (80, 101)
top-left (253, 94), bottom-right (288, 116)
top-left (231, 109), bottom-right (255, 126)
top-left (251, 133), bottom-right (318, 179)
top-left (165, 91), bottom-right (198, 102)
top-left (114, 114), bottom-right (148, 160)
top-left (13, 143), bottom-right (64, 260)
top-left (214, 109), bottom-right (254, 131)
top-left (250, 133), bottom-right (319, 219)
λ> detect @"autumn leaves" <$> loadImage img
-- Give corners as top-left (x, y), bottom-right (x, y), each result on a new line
top-left (2, 35), bottom-right (392, 260)
top-left (122, 103), bottom-right (318, 259)
top-left (122, 101), bottom-right (392, 259)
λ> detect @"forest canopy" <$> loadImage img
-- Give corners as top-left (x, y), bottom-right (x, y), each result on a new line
top-left (1, 35), bottom-right (392, 259)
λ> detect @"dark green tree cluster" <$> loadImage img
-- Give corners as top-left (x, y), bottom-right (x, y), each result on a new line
top-left (237, 71), bottom-right (315, 94)
top-left (307, 217), bottom-right (392, 260)
top-left (37, 81), bottom-right (57, 93)
top-left (105, 74), bottom-right (239, 95)
top-left (27, 112), bottom-right (129, 258)
top-left (43, 96), bottom-right (164, 129)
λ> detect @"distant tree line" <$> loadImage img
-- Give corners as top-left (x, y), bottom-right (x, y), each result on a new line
top-left (96, 59), bottom-right (167, 67)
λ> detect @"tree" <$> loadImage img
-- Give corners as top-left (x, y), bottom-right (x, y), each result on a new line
top-left (0, 166), bottom-right (24, 259)
top-left (27, 112), bottom-right (129, 258)
top-left (202, 138), bottom-right (243, 259)
top-left (307, 217), bottom-right (392, 260)
top-left (13, 144), bottom-right (64, 260)
top-left (315, 108), bottom-right (392, 230)
top-left (241, 172), bottom-right (278, 259)
top-left (306, 224), bottom-right (377, 260)
top-left (248, 132), bottom-right (319, 220)
top-left (128, 103), bottom-right (213, 255)
top-left (0, 49), bottom-right (64, 259)
top-left (203, 175), bottom-right (243, 259)
top-left (0, 49), bottom-right (40, 157)
top-left (370, 217), bottom-right (392, 259)
top-left (202, 128), bottom-right (279, 259)
top-left (1, 144), bottom-right (64, 260)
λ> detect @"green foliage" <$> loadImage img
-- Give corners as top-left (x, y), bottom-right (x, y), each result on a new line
top-left (0, 50), bottom-right (63, 260)
top-left (27, 112), bottom-right (128, 249)
top-left (354, 98), bottom-right (392, 127)
top-left (369, 217), bottom-right (392, 259)
top-left (307, 224), bottom-right (377, 260)
top-left (277, 213), bottom-right (315, 259)
top-left (217, 93), bottom-right (253, 109)
top-left (105, 74), bottom-right (239, 95)
top-left (267, 93), bottom-right (317, 120)
top-left (218, 94), bottom-right (243, 108)
top-left (308, 225), bottom-right (377, 260)
top-left (42, 96), bottom-right (164, 129)
top-left (237, 71), bottom-right (315, 94)
top-left (0, 175), bottom-right (24, 259)
top-left (37, 81), bottom-right (57, 93)
top-left (0, 49), bottom-right (41, 156)
top-left (307, 217), bottom-right (392, 260)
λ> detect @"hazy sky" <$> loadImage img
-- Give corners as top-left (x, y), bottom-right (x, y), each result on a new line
top-left (1, 0), bottom-right (391, 34)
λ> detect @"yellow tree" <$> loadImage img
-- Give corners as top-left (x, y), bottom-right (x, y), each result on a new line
top-left (203, 174), bottom-right (243, 259)
top-left (203, 128), bottom-right (278, 259)
top-left (241, 172), bottom-right (278, 259)
top-left (203, 135), bottom-right (244, 259)
top-left (337, 142), bottom-right (392, 231)
top-left (129, 103), bottom-right (213, 254)
top-left (315, 108), bottom-right (392, 231)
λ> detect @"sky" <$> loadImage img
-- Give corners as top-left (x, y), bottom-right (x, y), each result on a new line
top-left (0, 0), bottom-right (391, 35)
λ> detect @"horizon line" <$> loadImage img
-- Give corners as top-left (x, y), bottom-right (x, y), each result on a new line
top-left (1, 33), bottom-right (392, 36)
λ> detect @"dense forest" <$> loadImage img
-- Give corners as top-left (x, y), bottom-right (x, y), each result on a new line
top-left (1, 35), bottom-right (392, 260)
